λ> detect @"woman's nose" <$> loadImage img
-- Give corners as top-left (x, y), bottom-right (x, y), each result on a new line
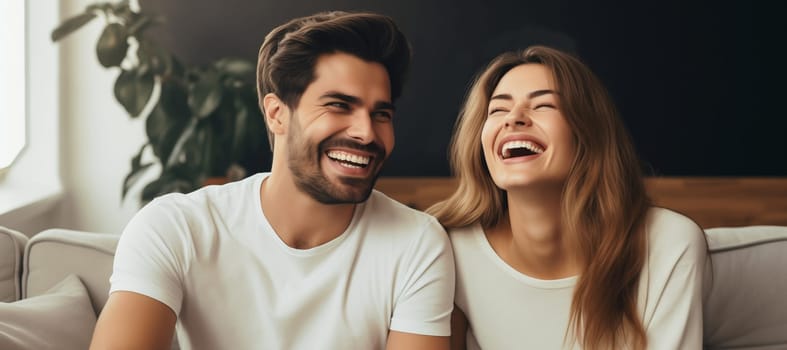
top-left (504, 109), bottom-right (532, 127)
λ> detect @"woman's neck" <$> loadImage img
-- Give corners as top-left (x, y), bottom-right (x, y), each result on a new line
top-left (486, 187), bottom-right (580, 279)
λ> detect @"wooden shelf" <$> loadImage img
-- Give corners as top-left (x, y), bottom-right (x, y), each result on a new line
top-left (375, 177), bottom-right (787, 228)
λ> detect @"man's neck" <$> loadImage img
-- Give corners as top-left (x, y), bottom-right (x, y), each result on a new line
top-left (260, 172), bottom-right (357, 250)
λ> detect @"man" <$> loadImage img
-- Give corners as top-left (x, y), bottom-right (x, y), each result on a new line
top-left (90, 11), bottom-right (454, 350)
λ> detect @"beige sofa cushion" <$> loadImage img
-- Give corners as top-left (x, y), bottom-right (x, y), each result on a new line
top-left (703, 225), bottom-right (787, 349)
top-left (22, 228), bottom-right (180, 349)
top-left (22, 228), bottom-right (119, 315)
top-left (0, 226), bottom-right (27, 302)
top-left (0, 274), bottom-right (97, 350)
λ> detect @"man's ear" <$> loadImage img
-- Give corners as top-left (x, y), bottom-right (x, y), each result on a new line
top-left (262, 93), bottom-right (288, 135)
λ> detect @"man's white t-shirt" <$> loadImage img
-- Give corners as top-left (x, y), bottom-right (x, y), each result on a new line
top-left (110, 173), bottom-right (455, 349)
top-left (451, 207), bottom-right (706, 350)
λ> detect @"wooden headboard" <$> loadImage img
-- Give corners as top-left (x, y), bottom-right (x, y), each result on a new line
top-left (375, 177), bottom-right (787, 229)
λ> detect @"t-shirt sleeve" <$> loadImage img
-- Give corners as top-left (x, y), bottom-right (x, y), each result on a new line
top-left (389, 217), bottom-right (456, 337)
top-left (644, 213), bottom-right (707, 349)
top-left (109, 196), bottom-right (192, 315)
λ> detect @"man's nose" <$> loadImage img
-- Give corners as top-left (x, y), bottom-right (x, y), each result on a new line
top-left (346, 112), bottom-right (375, 144)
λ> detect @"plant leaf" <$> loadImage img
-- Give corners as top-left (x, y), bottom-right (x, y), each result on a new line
top-left (122, 143), bottom-right (153, 199)
top-left (138, 40), bottom-right (171, 75)
top-left (140, 171), bottom-right (196, 203)
top-left (112, 1), bottom-right (135, 23)
top-left (158, 78), bottom-right (191, 116)
top-left (145, 82), bottom-right (196, 165)
top-left (164, 117), bottom-right (198, 169)
top-left (199, 124), bottom-right (216, 175)
top-left (110, 0), bottom-right (131, 12)
top-left (126, 15), bottom-right (153, 35)
top-left (232, 98), bottom-right (250, 160)
top-left (169, 121), bottom-right (206, 179)
top-left (51, 12), bottom-right (97, 42)
top-left (114, 68), bottom-right (155, 117)
top-left (85, 3), bottom-right (114, 13)
top-left (188, 69), bottom-right (223, 119)
top-left (215, 58), bottom-right (256, 79)
top-left (96, 23), bottom-right (129, 67)
top-left (140, 177), bottom-right (164, 203)
top-left (167, 56), bottom-right (186, 78)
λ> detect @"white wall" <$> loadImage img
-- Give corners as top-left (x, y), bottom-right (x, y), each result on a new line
top-left (50, 0), bottom-right (153, 233)
top-left (0, 0), bottom-right (62, 235)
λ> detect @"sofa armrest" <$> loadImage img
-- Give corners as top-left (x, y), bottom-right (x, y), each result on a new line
top-left (22, 228), bottom-right (119, 316)
top-left (703, 225), bottom-right (787, 349)
top-left (0, 226), bottom-right (28, 302)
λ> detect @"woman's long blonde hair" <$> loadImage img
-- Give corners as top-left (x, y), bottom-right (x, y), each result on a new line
top-left (428, 46), bottom-right (650, 349)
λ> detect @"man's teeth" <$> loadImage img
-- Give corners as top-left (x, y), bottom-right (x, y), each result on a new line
top-left (327, 151), bottom-right (370, 167)
top-left (501, 140), bottom-right (544, 158)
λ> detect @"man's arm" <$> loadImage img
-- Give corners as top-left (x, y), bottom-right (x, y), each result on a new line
top-left (386, 331), bottom-right (449, 350)
top-left (90, 291), bottom-right (176, 350)
top-left (386, 218), bottom-right (455, 349)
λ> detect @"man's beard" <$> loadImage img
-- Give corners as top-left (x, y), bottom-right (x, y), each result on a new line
top-left (287, 115), bottom-right (387, 204)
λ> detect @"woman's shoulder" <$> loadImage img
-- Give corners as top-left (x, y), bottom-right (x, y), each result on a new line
top-left (446, 223), bottom-right (485, 248)
top-left (645, 207), bottom-right (707, 259)
top-left (447, 223), bottom-right (483, 237)
top-left (646, 207), bottom-right (703, 235)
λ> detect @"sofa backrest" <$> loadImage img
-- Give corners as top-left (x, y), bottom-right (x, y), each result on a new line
top-left (22, 228), bottom-right (118, 315)
top-left (703, 225), bottom-right (787, 349)
top-left (14, 225), bottom-right (787, 349)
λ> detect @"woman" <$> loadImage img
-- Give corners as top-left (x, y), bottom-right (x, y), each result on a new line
top-left (428, 46), bottom-right (706, 349)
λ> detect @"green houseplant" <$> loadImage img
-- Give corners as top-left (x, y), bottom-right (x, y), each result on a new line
top-left (52, 0), bottom-right (270, 204)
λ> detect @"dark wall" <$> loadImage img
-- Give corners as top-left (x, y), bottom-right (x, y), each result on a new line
top-left (140, 0), bottom-right (787, 176)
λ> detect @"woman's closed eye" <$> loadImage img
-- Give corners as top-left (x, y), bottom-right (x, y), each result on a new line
top-left (488, 108), bottom-right (509, 116)
top-left (533, 103), bottom-right (557, 110)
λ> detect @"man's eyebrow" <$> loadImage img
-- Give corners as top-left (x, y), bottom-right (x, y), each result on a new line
top-left (320, 92), bottom-right (395, 111)
top-left (375, 101), bottom-right (396, 112)
top-left (490, 89), bottom-right (557, 101)
top-left (320, 92), bottom-right (361, 104)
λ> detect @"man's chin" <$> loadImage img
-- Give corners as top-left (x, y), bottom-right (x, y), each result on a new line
top-left (332, 176), bottom-right (377, 203)
top-left (312, 187), bottom-right (373, 205)
top-left (292, 173), bottom-right (376, 205)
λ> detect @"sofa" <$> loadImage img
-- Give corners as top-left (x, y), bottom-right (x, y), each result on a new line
top-left (0, 227), bottom-right (177, 349)
top-left (2, 225), bottom-right (787, 349)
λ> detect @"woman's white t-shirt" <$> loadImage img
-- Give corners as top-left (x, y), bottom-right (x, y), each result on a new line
top-left (451, 207), bottom-right (706, 350)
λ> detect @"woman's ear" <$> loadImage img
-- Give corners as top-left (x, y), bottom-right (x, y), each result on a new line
top-left (262, 93), bottom-right (288, 135)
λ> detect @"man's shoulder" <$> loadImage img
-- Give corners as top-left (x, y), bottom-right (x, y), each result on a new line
top-left (148, 173), bottom-right (263, 210)
top-left (131, 174), bottom-right (263, 232)
top-left (358, 190), bottom-right (448, 241)
top-left (365, 190), bottom-right (438, 224)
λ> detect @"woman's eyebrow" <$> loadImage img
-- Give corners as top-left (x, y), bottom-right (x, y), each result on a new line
top-left (490, 89), bottom-right (556, 102)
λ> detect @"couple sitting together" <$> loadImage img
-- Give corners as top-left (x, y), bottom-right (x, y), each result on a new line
top-left (89, 10), bottom-right (706, 350)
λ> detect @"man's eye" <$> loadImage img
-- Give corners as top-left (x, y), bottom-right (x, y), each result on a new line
top-left (326, 102), bottom-right (350, 109)
top-left (372, 111), bottom-right (393, 122)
